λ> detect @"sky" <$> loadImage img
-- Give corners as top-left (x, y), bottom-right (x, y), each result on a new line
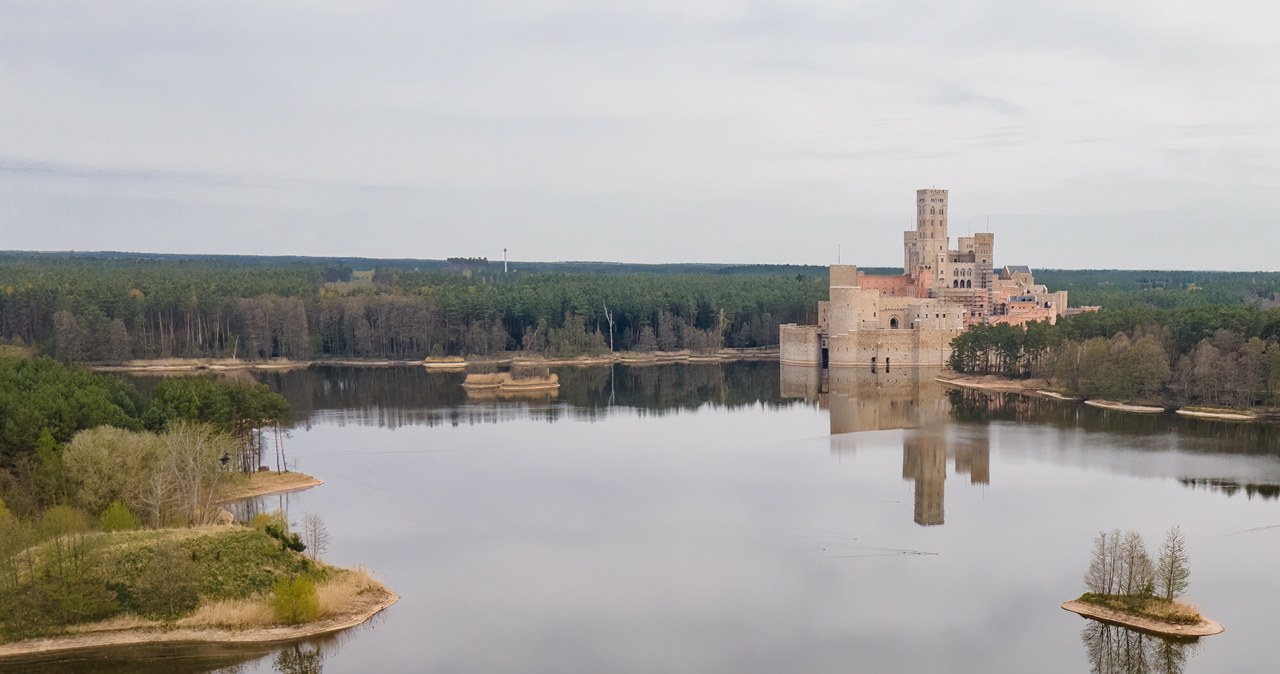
top-left (1, 0), bottom-right (1278, 270)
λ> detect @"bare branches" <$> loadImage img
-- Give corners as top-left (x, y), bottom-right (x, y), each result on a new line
top-left (1085, 527), bottom-right (1187, 602)
top-left (302, 512), bottom-right (330, 561)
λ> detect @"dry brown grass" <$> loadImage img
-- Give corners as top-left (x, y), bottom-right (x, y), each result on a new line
top-left (1079, 593), bottom-right (1203, 625)
top-left (66, 615), bottom-right (155, 634)
top-left (174, 566), bottom-right (387, 629)
top-left (1152, 599), bottom-right (1202, 623)
top-left (177, 597), bottom-right (275, 629)
top-left (316, 566), bottom-right (385, 618)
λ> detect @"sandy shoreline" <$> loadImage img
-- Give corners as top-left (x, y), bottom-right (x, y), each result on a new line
top-left (1061, 600), bottom-right (1224, 637)
top-left (934, 373), bottom-right (1050, 392)
top-left (938, 372), bottom-right (1278, 420)
top-left (1175, 408), bottom-right (1259, 422)
top-left (89, 349), bottom-right (779, 373)
top-left (0, 587), bottom-right (398, 661)
top-left (216, 471), bottom-right (324, 503)
top-left (1083, 399), bottom-right (1166, 414)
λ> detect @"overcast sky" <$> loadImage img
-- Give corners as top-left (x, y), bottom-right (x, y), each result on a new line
top-left (2, 1), bottom-right (1277, 269)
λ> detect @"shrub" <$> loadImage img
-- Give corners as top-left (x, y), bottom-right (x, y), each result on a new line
top-left (98, 501), bottom-right (138, 532)
top-left (271, 576), bottom-right (320, 624)
top-left (132, 542), bottom-right (200, 619)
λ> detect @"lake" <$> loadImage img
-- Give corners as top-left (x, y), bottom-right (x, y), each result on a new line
top-left (6, 362), bottom-right (1279, 673)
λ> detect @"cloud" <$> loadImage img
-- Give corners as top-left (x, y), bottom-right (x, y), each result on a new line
top-left (1, 0), bottom-right (1278, 268)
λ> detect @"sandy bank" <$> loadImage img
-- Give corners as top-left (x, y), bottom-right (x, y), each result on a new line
top-left (1061, 600), bottom-right (1223, 637)
top-left (1083, 400), bottom-right (1166, 414)
top-left (216, 471), bottom-right (324, 503)
top-left (935, 373), bottom-right (1051, 392)
top-left (0, 585), bottom-right (398, 661)
top-left (88, 350), bottom-right (778, 373)
top-left (92, 358), bottom-right (309, 373)
top-left (1175, 408), bottom-right (1259, 422)
top-left (510, 348), bottom-right (779, 367)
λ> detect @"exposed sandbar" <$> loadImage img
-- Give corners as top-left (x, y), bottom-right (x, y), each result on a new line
top-left (216, 471), bottom-right (324, 503)
top-left (1083, 399), bottom-right (1166, 414)
top-left (1176, 408), bottom-right (1259, 422)
top-left (1061, 600), bottom-right (1223, 637)
top-left (935, 373), bottom-right (1050, 392)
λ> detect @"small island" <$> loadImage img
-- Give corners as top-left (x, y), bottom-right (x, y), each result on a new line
top-left (1061, 527), bottom-right (1223, 637)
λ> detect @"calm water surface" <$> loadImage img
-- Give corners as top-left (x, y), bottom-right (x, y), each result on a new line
top-left (7, 363), bottom-right (1280, 673)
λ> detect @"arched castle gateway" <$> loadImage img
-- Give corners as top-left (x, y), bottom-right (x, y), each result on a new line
top-left (780, 188), bottom-right (1070, 368)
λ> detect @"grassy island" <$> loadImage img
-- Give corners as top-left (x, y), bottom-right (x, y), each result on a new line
top-left (1062, 527), bottom-right (1223, 638)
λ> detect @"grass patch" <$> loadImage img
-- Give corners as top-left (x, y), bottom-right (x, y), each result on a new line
top-left (0, 526), bottom-right (326, 642)
top-left (1078, 593), bottom-right (1202, 625)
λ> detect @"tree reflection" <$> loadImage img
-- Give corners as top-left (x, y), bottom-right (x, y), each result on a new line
top-left (1080, 622), bottom-right (1197, 674)
top-left (273, 642), bottom-right (325, 674)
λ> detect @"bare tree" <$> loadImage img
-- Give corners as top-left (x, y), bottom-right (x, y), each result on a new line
top-left (303, 512), bottom-right (330, 561)
top-left (1155, 526), bottom-right (1191, 602)
top-left (1118, 530), bottom-right (1153, 596)
top-left (1084, 529), bottom-right (1125, 595)
top-left (602, 303), bottom-right (615, 352)
top-left (1084, 531), bottom-right (1110, 594)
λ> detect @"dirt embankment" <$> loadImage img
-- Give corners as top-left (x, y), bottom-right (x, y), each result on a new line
top-left (1061, 600), bottom-right (1224, 637)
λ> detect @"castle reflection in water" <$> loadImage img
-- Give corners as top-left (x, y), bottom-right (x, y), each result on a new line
top-left (780, 365), bottom-right (988, 527)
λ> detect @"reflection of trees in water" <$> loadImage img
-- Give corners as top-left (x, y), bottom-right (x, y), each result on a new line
top-left (248, 363), bottom-right (797, 429)
top-left (0, 635), bottom-right (335, 674)
top-left (946, 389), bottom-right (1280, 457)
top-left (1180, 477), bottom-right (1280, 500)
top-left (1080, 622), bottom-right (1197, 674)
top-left (272, 642), bottom-right (325, 674)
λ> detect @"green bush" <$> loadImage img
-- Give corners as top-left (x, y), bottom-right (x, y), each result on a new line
top-left (98, 501), bottom-right (138, 532)
top-left (131, 542), bottom-right (200, 619)
top-left (270, 576), bottom-right (320, 624)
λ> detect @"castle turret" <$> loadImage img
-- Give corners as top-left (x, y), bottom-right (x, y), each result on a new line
top-left (827, 265), bottom-right (861, 334)
top-left (916, 188), bottom-right (949, 270)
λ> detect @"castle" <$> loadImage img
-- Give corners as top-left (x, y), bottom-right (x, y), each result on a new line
top-left (780, 188), bottom-right (1068, 368)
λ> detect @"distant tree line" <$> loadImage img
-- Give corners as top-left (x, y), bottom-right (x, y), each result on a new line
top-left (950, 305), bottom-right (1280, 407)
top-left (0, 257), bottom-right (826, 361)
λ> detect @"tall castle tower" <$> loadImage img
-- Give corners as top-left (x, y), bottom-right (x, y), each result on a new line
top-left (904, 188), bottom-right (950, 277)
top-left (917, 188), bottom-right (949, 270)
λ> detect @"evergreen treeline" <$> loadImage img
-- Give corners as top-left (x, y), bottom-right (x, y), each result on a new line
top-left (1034, 269), bottom-right (1280, 309)
top-left (0, 256), bottom-right (826, 361)
top-left (949, 306), bottom-right (1280, 407)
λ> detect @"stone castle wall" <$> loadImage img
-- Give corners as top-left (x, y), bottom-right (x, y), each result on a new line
top-left (779, 324), bottom-right (822, 365)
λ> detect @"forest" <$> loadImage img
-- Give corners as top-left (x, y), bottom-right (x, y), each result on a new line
top-left (0, 254), bottom-right (828, 361)
top-left (949, 304), bottom-right (1280, 408)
